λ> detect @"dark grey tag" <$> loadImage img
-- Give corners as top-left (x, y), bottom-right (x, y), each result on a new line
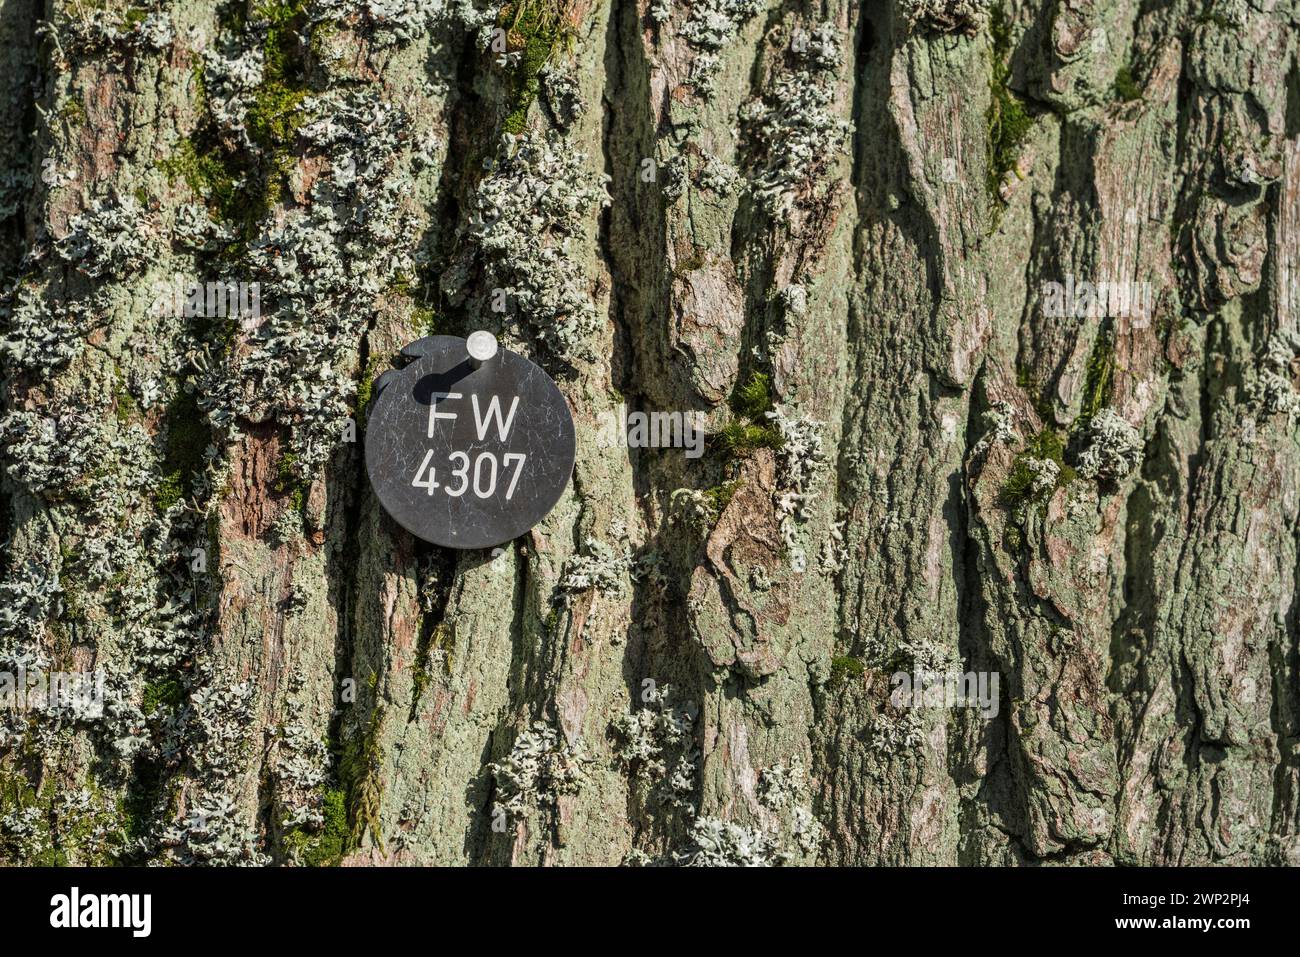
top-left (365, 335), bottom-right (576, 549)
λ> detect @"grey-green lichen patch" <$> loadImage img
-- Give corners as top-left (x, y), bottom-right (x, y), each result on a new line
top-left (901, 0), bottom-right (989, 36)
top-left (740, 22), bottom-right (850, 224)
top-left (199, 86), bottom-right (420, 476)
top-left (674, 816), bottom-right (778, 865)
top-left (0, 280), bottom-right (105, 375)
top-left (271, 721), bottom-right (331, 830)
top-left (677, 0), bottom-right (765, 98)
top-left (559, 537), bottom-right (632, 594)
top-left (1074, 408), bottom-right (1143, 481)
top-left (54, 195), bottom-right (156, 279)
top-left (488, 720), bottom-right (591, 824)
top-left (441, 130), bottom-right (610, 368)
top-left (610, 684), bottom-right (698, 811)
top-left (160, 678), bottom-right (267, 864)
top-left (767, 404), bottom-right (827, 566)
top-left (37, 5), bottom-right (175, 58)
top-left (1251, 331), bottom-right (1300, 420)
top-left (664, 757), bottom-right (823, 865)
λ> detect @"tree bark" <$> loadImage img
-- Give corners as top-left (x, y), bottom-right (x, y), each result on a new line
top-left (1, 0), bottom-right (1298, 866)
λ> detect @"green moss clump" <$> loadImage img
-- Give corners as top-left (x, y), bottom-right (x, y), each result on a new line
top-left (986, 6), bottom-right (1032, 203)
top-left (413, 305), bottom-right (440, 336)
top-left (275, 452), bottom-right (309, 512)
top-left (1001, 428), bottom-right (1076, 506)
top-left (731, 371), bottom-right (772, 420)
top-left (1076, 332), bottom-right (1115, 431)
top-left (157, 390), bottom-right (209, 511)
top-left (340, 712), bottom-right (386, 853)
top-left (59, 96), bottom-right (86, 126)
top-left (142, 678), bottom-right (184, 715)
top-left (246, 84), bottom-right (308, 151)
top-left (829, 655), bottom-right (865, 687)
top-left (355, 357), bottom-right (385, 425)
top-left (1112, 64), bottom-right (1141, 102)
top-left (499, 0), bottom-right (577, 134)
top-left (159, 137), bottom-right (243, 221)
top-left (284, 787), bottom-right (348, 866)
top-left (703, 480), bottom-right (741, 514)
top-left (715, 372), bottom-right (783, 455)
top-left (411, 622), bottom-right (453, 715)
top-left (114, 381), bottom-right (140, 427)
top-left (718, 421), bottom-right (783, 454)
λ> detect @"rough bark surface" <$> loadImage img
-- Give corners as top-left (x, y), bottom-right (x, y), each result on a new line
top-left (1, 0), bottom-right (1298, 866)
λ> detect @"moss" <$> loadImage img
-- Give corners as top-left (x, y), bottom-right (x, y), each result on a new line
top-left (283, 787), bottom-right (347, 866)
top-left (412, 304), bottom-right (440, 336)
top-left (142, 678), bottom-right (183, 715)
top-left (1076, 332), bottom-right (1115, 432)
top-left (499, 0), bottom-right (577, 134)
top-left (0, 775), bottom-right (62, 866)
top-left (113, 380), bottom-right (139, 427)
top-left (702, 480), bottom-right (741, 514)
top-left (716, 371), bottom-right (782, 455)
top-left (1001, 428), bottom-right (1076, 506)
top-left (59, 96), bottom-right (86, 127)
top-left (731, 371), bottom-right (772, 420)
top-left (308, 20), bottom-right (337, 60)
top-left (246, 84), bottom-right (308, 152)
top-left (1112, 63), bottom-right (1141, 102)
top-left (354, 357), bottom-right (384, 425)
top-left (275, 452), bottom-right (309, 511)
top-left (117, 756), bottom-right (170, 863)
top-left (161, 0), bottom-right (310, 246)
top-left (159, 137), bottom-right (245, 225)
top-left (676, 248), bottom-right (707, 274)
top-left (218, 0), bottom-right (249, 32)
top-left (340, 711), bottom-right (386, 853)
top-left (247, 0), bottom-right (310, 151)
top-left (717, 420), bottom-right (782, 454)
top-left (985, 5), bottom-right (1032, 204)
top-left (157, 390), bottom-right (209, 511)
top-left (411, 622), bottom-right (453, 716)
top-left (829, 655), bottom-right (865, 686)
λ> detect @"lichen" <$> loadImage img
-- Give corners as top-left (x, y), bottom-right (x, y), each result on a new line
top-left (54, 196), bottom-right (155, 279)
top-left (441, 130), bottom-right (610, 367)
top-left (900, 0), bottom-right (989, 35)
top-left (610, 684), bottom-right (698, 811)
top-left (1075, 408), bottom-right (1143, 481)
top-left (488, 720), bottom-right (591, 824)
top-left (1253, 331), bottom-right (1300, 419)
top-left (740, 23), bottom-right (851, 224)
top-left (679, 0), bottom-right (764, 98)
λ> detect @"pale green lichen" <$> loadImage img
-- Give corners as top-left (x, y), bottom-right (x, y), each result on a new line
top-left (1075, 408), bottom-right (1143, 481)
top-left (488, 720), bottom-right (591, 823)
top-left (441, 130), bottom-right (610, 367)
top-left (610, 684), bottom-right (698, 810)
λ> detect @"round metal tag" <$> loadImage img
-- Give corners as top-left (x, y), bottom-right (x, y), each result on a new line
top-left (365, 335), bottom-right (576, 549)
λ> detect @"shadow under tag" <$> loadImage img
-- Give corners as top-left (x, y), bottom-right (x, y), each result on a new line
top-left (364, 334), bottom-right (576, 549)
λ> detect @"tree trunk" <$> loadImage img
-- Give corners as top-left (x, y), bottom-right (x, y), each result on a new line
top-left (1, 0), bottom-right (1298, 866)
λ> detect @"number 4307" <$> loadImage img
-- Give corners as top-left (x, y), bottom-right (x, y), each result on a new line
top-left (412, 450), bottom-right (526, 500)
